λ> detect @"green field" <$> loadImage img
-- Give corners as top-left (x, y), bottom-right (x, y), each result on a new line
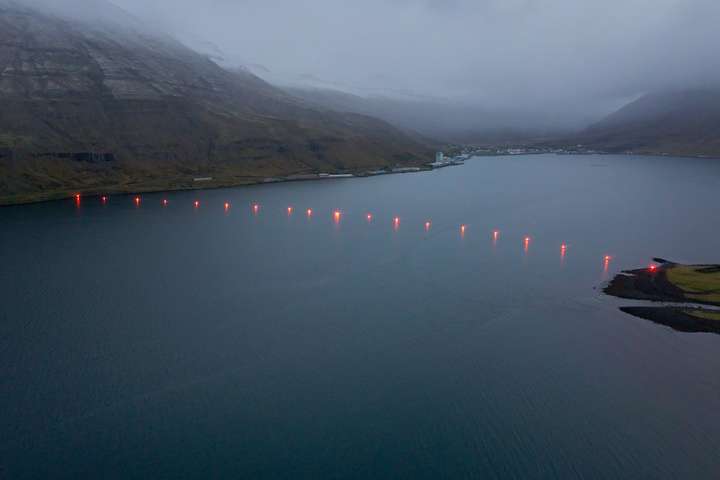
top-left (685, 309), bottom-right (720, 322)
top-left (667, 265), bottom-right (720, 303)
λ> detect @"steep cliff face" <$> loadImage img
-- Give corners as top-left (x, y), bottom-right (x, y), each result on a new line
top-left (0, 0), bottom-right (432, 204)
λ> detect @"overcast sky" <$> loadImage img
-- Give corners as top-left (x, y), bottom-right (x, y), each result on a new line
top-left (106, 0), bottom-right (720, 121)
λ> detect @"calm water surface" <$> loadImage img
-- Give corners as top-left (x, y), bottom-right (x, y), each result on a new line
top-left (2, 154), bottom-right (720, 479)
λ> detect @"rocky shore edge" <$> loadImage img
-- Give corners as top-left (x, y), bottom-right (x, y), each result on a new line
top-left (604, 259), bottom-right (720, 335)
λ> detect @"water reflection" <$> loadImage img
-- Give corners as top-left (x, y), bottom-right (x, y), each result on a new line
top-left (71, 195), bottom-right (630, 273)
top-left (603, 255), bottom-right (612, 277)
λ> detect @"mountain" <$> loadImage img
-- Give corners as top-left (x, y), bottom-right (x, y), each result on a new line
top-left (577, 89), bottom-right (720, 157)
top-left (0, 0), bottom-right (432, 205)
top-left (283, 86), bottom-right (574, 145)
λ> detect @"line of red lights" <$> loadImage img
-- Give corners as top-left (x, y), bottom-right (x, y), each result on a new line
top-left (69, 195), bottom-right (622, 267)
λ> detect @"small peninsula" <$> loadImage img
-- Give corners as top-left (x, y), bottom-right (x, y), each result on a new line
top-left (604, 259), bottom-right (720, 334)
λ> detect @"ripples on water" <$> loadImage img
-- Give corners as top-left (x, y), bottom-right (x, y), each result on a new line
top-left (1, 155), bottom-right (720, 479)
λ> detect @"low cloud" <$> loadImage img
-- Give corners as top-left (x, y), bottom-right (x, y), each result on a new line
top-left (98, 0), bottom-right (720, 124)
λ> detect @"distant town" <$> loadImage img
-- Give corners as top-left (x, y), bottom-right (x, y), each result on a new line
top-left (445, 144), bottom-right (607, 158)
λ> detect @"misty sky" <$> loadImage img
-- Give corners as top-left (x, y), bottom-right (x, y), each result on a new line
top-left (109, 0), bottom-right (719, 120)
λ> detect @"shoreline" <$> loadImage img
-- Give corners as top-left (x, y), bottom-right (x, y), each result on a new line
top-left (2, 151), bottom-right (716, 207)
top-left (1, 162), bottom-right (465, 207)
top-left (619, 306), bottom-right (720, 334)
top-left (604, 260), bottom-right (720, 335)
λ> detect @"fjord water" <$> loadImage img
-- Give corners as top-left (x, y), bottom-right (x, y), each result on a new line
top-left (2, 154), bottom-right (720, 479)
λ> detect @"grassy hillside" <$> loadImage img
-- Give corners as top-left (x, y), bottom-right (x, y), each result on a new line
top-left (576, 90), bottom-right (720, 157)
top-left (0, 1), bottom-right (432, 204)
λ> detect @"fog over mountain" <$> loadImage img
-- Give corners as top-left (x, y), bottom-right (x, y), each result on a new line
top-left (106, 0), bottom-right (720, 131)
top-left (0, 0), bottom-right (432, 204)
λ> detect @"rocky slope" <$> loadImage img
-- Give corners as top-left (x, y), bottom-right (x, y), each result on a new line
top-left (576, 89), bottom-right (720, 157)
top-left (0, 0), bottom-right (432, 204)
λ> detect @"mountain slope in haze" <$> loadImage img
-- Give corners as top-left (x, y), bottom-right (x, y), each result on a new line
top-left (0, 0), bottom-right (432, 204)
top-left (283, 86), bottom-right (576, 145)
top-left (578, 90), bottom-right (720, 157)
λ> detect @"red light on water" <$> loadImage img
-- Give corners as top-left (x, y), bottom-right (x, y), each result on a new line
top-left (162, 199), bottom-right (168, 206)
top-left (101, 195), bottom-right (108, 203)
top-left (224, 202), bottom-right (230, 211)
top-left (252, 204), bottom-right (260, 215)
top-left (333, 210), bottom-right (341, 223)
top-left (649, 264), bottom-right (657, 272)
top-left (523, 236), bottom-right (531, 253)
top-left (74, 194), bottom-right (80, 200)
top-left (287, 206), bottom-right (293, 215)
top-left (307, 208), bottom-right (313, 217)
top-left (366, 213), bottom-right (373, 222)
top-left (460, 224), bottom-right (466, 236)
top-left (425, 221), bottom-right (431, 231)
top-left (134, 196), bottom-right (141, 206)
top-left (393, 217), bottom-right (400, 230)
top-left (194, 200), bottom-right (200, 208)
